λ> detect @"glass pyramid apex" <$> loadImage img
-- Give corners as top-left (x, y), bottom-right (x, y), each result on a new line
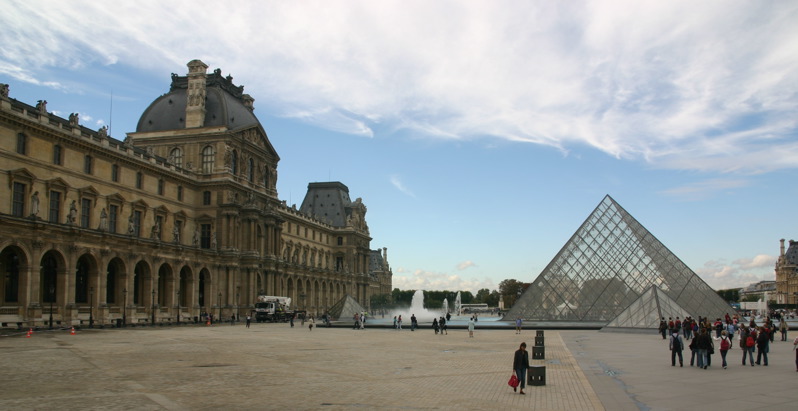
top-left (505, 195), bottom-right (733, 324)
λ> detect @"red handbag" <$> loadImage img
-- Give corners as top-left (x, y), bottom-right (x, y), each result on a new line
top-left (508, 374), bottom-right (519, 388)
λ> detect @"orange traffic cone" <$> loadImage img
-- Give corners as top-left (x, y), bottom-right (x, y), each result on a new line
top-left (70, 327), bottom-right (76, 335)
top-left (26, 328), bottom-right (32, 338)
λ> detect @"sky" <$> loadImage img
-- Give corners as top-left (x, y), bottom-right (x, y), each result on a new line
top-left (2, 1), bottom-right (797, 295)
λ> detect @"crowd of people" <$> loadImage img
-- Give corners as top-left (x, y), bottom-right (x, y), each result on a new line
top-left (661, 313), bottom-right (797, 371)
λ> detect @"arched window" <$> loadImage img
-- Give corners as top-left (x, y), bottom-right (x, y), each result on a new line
top-left (169, 147), bottom-right (183, 168)
top-left (1, 249), bottom-right (20, 303)
top-left (248, 158), bottom-right (255, 182)
top-left (201, 146), bottom-right (214, 174)
top-left (231, 150), bottom-right (238, 174)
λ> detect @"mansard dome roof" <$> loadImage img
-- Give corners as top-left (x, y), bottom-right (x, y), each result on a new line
top-left (786, 240), bottom-right (798, 266)
top-left (136, 68), bottom-right (259, 133)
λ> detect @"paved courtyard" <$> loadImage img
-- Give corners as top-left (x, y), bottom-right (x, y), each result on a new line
top-left (2, 323), bottom-right (796, 410)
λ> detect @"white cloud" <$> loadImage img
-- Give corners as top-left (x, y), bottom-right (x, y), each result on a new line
top-left (456, 260), bottom-right (477, 271)
top-left (660, 178), bottom-right (750, 201)
top-left (695, 255), bottom-right (776, 290)
top-left (392, 269), bottom-right (497, 294)
top-left (389, 175), bottom-right (415, 197)
top-left (2, 2), bottom-right (797, 173)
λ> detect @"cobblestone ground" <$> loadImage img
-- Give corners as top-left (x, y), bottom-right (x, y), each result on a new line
top-left (2, 325), bottom-right (796, 410)
top-left (1, 324), bottom-right (601, 410)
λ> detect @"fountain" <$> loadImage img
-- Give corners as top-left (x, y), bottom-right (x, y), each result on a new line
top-left (442, 298), bottom-right (449, 316)
top-left (455, 291), bottom-right (461, 315)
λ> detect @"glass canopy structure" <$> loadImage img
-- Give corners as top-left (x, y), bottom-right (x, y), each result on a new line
top-left (505, 195), bottom-right (733, 325)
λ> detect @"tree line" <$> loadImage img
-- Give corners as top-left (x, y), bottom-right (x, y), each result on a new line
top-left (370, 278), bottom-right (532, 310)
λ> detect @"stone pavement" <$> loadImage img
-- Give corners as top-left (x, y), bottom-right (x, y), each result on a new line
top-left (1, 324), bottom-right (796, 410)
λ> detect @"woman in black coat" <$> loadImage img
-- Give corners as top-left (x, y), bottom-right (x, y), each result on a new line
top-left (513, 342), bottom-right (530, 395)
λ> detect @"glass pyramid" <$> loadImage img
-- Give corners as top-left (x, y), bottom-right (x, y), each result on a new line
top-left (603, 285), bottom-right (692, 330)
top-left (505, 195), bottom-right (733, 324)
top-left (328, 294), bottom-right (367, 321)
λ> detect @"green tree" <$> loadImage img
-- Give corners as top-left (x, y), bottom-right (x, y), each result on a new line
top-left (475, 288), bottom-right (491, 304)
top-left (498, 279), bottom-right (530, 307)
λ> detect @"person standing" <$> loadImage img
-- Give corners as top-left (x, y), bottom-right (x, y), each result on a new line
top-left (515, 317), bottom-right (523, 335)
top-left (793, 336), bottom-right (798, 372)
top-left (756, 326), bottom-right (769, 366)
top-left (411, 314), bottom-right (417, 331)
top-left (670, 329), bottom-right (684, 367)
top-left (440, 316), bottom-right (447, 335)
top-left (468, 316), bottom-right (475, 338)
top-left (245, 314), bottom-right (251, 328)
top-left (696, 328), bottom-right (710, 369)
top-left (398, 315), bottom-right (403, 330)
top-left (513, 342), bottom-right (530, 395)
top-left (779, 319), bottom-right (787, 342)
top-left (308, 316), bottom-right (315, 331)
top-left (659, 318), bottom-right (667, 339)
top-left (432, 318), bottom-right (439, 334)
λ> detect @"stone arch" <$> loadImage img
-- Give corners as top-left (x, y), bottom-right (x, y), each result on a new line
top-left (40, 250), bottom-right (66, 304)
top-left (0, 245), bottom-right (29, 304)
top-left (105, 257), bottom-right (126, 306)
top-left (178, 265), bottom-right (192, 307)
top-left (133, 260), bottom-right (151, 307)
top-left (157, 263), bottom-right (173, 306)
top-left (75, 253), bottom-right (99, 304)
top-left (198, 267), bottom-right (211, 309)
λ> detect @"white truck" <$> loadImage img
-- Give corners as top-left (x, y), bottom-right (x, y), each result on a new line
top-left (254, 296), bottom-right (295, 323)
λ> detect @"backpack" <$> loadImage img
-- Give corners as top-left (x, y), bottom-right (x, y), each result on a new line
top-left (720, 337), bottom-right (730, 351)
top-left (746, 335), bottom-right (755, 348)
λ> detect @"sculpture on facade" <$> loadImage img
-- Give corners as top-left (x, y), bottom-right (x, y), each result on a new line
top-left (98, 208), bottom-right (108, 231)
top-left (36, 100), bottom-right (47, 113)
top-left (67, 200), bottom-right (78, 225)
top-left (69, 112), bottom-right (79, 127)
top-left (30, 191), bottom-right (39, 218)
top-left (151, 221), bottom-right (161, 240)
top-left (173, 225), bottom-right (180, 244)
top-left (0, 84), bottom-right (8, 98)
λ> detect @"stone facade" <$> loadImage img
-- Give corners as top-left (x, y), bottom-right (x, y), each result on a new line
top-left (0, 60), bottom-right (391, 328)
top-left (775, 239), bottom-right (798, 305)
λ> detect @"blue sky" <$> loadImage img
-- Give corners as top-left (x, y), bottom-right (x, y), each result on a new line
top-left (2, 1), bottom-right (797, 294)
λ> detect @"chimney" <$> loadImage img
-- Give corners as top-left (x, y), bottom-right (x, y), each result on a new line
top-left (780, 239), bottom-right (785, 257)
top-left (185, 59), bottom-right (208, 128)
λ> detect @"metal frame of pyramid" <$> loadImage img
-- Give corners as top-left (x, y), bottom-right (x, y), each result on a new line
top-left (602, 285), bottom-right (692, 331)
top-left (505, 195), bottom-right (734, 325)
top-left (328, 294), bottom-right (367, 321)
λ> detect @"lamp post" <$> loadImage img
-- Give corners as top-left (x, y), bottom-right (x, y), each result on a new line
top-left (218, 292), bottom-right (222, 324)
top-left (48, 284), bottom-right (54, 330)
top-left (236, 286), bottom-right (240, 323)
top-left (89, 286), bottom-right (94, 328)
top-left (122, 288), bottom-right (127, 327)
top-left (151, 289), bottom-right (156, 326)
top-left (176, 289), bottom-right (181, 325)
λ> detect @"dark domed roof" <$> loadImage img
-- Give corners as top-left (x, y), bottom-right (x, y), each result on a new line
top-left (136, 70), bottom-right (259, 133)
top-left (786, 240), bottom-right (798, 265)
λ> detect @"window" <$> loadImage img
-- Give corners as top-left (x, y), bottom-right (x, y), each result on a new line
top-left (3, 250), bottom-right (20, 302)
top-left (231, 150), bottom-right (238, 174)
top-left (177, 186), bottom-right (183, 201)
top-left (16, 133), bottom-right (26, 155)
top-left (111, 164), bottom-right (119, 182)
top-left (248, 158), bottom-right (255, 182)
top-left (170, 147), bottom-right (183, 168)
top-left (12, 182), bottom-right (26, 217)
top-left (136, 172), bottom-right (143, 189)
top-left (133, 210), bottom-right (142, 237)
top-left (84, 155), bottom-right (93, 174)
top-left (48, 191), bottom-right (61, 223)
top-left (202, 146), bottom-right (214, 174)
top-left (109, 205), bottom-right (118, 233)
top-left (158, 179), bottom-right (164, 195)
top-left (337, 236), bottom-right (343, 246)
top-left (200, 223), bottom-right (211, 249)
top-left (53, 144), bottom-right (62, 165)
top-left (80, 198), bottom-right (91, 228)
top-left (203, 191), bottom-right (211, 205)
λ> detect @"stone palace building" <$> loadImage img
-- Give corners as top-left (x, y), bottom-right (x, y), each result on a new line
top-left (0, 60), bottom-right (392, 328)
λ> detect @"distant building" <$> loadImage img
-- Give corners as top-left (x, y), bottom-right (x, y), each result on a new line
top-left (740, 280), bottom-right (776, 302)
top-left (0, 60), bottom-right (391, 328)
top-left (775, 239), bottom-right (798, 305)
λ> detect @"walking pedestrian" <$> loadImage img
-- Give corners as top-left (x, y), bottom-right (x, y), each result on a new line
top-left (718, 330), bottom-right (731, 369)
top-left (468, 316), bottom-right (475, 338)
top-left (515, 317), bottom-right (522, 335)
top-left (245, 314), bottom-right (251, 328)
top-left (513, 342), bottom-right (530, 395)
top-left (756, 326), bottom-right (769, 366)
top-left (308, 317), bottom-right (315, 331)
top-left (670, 330), bottom-right (684, 367)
